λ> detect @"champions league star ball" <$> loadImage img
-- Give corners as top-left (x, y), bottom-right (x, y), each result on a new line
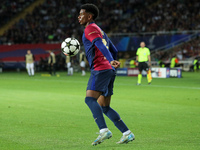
top-left (61, 37), bottom-right (80, 56)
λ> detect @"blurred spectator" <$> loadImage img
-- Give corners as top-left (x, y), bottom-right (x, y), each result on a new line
top-left (0, 0), bottom-right (156, 44)
top-left (1, 0), bottom-right (200, 44)
top-left (153, 37), bottom-right (200, 62)
top-left (192, 57), bottom-right (199, 72)
top-left (0, 0), bottom-right (35, 27)
top-left (115, 0), bottom-right (200, 33)
top-left (170, 55), bottom-right (179, 68)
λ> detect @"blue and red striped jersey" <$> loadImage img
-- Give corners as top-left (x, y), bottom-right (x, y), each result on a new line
top-left (82, 22), bottom-right (117, 71)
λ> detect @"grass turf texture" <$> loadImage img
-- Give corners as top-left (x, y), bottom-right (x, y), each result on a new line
top-left (0, 71), bottom-right (199, 150)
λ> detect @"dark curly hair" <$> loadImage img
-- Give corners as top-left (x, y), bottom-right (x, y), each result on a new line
top-left (81, 3), bottom-right (99, 20)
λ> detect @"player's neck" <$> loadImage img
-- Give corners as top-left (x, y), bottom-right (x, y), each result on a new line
top-left (85, 20), bottom-right (94, 27)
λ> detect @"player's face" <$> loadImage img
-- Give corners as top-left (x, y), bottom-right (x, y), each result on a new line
top-left (140, 42), bottom-right (145, 48)
top-left (78, 9), bottom-right (91, 26)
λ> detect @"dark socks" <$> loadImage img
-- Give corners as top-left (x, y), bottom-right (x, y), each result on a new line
top-left (102, 106), bottom-right (129, 133)
top-left (85, 97), bottom-right (107, 129)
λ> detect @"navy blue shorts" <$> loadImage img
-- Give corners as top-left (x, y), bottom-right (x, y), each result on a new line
top-left (87, 69), bottom-right (116, 96)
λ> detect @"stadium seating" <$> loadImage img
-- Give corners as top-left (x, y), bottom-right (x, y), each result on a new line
top-left (1, 0), bottom-right (200, 44)
top-left (112, 0), bottom-right (200, 33)
top-left (0, 0), bottom-right (35, 27)
top-left (0, 0), bottom-right (156, 44)
top-left (0, 0), bottom-right (199, 71)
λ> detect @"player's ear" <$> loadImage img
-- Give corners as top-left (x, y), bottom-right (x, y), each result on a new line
top-left (88, 14), bottom-right (93, 21)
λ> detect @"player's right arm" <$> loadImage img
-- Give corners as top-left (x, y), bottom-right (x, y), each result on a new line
top-left (136, 49), bottom-right (139, 66)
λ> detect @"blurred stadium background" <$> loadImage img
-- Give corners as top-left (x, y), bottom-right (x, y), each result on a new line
top-left (0, 0), bottom-right (199, 73)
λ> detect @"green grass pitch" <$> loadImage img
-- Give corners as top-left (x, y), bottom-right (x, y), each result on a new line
top-left (0, 71), bottom-right (199, 150)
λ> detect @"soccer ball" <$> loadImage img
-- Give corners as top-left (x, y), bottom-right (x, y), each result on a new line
top-left (61, 37), bottom-right (80, 56)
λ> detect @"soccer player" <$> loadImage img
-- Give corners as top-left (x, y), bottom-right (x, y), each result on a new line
top-left (79, 50), bottom-right (86, 76)
top-left (25, 50), bottom-right (35, 76)
top-left (66, 55), bottom-right (73, 75)
top-left (78, 4), bottom-right (135, 146)
top-left (136, 42), bottom-right (152, 85)
top-left (48, 50), bottom-right (56, 75)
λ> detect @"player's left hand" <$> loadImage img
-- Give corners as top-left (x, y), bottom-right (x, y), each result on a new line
top-left (110, 60), bottom-right (120, 69)
top-left (148, 62), bottom-right (151, 67)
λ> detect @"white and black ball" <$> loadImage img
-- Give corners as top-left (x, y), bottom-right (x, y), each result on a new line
top-left (61, 37), bottom-right (80, 56)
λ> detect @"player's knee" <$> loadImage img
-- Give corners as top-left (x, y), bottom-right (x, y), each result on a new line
top-left (85, 97), bottom-right (90, 105)
top-left (85, 97), bottom-right (96, 105)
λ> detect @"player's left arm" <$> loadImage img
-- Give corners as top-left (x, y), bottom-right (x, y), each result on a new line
top-left (94, 38), bottom-right (114, 62)
top-left (85, 25), bottom-right (119, 68)
top-left (85, 26), bottom-right (114, 62)
top-left (110, 60), bottom-right (120, 69)
top-left (147, 48), bottom-right (151, 67)
top-left (95, 39), bottom-right (120, 68)
top-left (108, 39), bottom-right (118, 60)
top-left (136, 49), bottom-right (139, 66)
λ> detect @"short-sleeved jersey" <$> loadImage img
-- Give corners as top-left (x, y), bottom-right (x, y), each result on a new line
top-left (82, 23), bottom-right (113, 71)
top-left (48, 52), bottom-right (56, 64)
top-left (136, 47), bottom-right (150, 62)
top-left (25, 54), bottom-right (34, 64)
